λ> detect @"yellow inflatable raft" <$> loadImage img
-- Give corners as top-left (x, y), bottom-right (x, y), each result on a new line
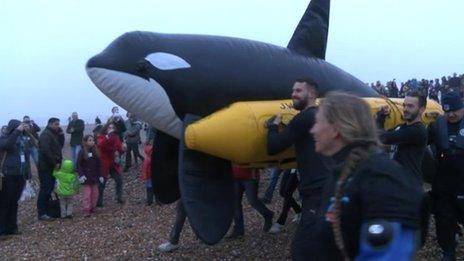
top-left (184, 98), bottom-right (443, 168)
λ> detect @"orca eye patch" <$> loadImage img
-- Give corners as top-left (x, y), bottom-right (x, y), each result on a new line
top-left (144, 52), bottom-right (191, 70)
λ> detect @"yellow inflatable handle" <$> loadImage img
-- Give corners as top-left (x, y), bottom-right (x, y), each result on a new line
top-left (185, 98), bottom-right (442, 169)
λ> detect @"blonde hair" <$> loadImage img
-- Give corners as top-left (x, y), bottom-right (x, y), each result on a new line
top-left (319, 92), bottom-right (379, 260)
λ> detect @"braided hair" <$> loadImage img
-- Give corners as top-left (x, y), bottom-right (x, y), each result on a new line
top-left (319, 92), bottom-right (380, 260)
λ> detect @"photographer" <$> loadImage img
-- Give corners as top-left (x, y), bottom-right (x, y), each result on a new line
top-left (0, 120), bottom-right (32, 237)
top-left (109, 106), bottom-right (126, 141)
top-left (22, 116), bottom-right (40, 166)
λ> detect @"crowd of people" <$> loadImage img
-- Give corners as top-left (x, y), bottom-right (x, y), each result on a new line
top-left (1, 74), bottom-right (464, 260)
top-left (368, 72), bottom-right (464, 102)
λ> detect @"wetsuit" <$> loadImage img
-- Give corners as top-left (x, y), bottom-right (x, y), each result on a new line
top-left (266, 106), bottom-right (331, 259)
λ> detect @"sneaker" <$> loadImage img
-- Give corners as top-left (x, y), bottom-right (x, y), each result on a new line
top-left (38, 214), bottom-right (54, 221)
top-left (269, 223), bottom-right (284, 234)
top-left (263, 212), bottom-right (274, 232)
top-left (158, 242), bottom-right (179, 252)
top-left (292, 213), bottom-right (301, 223)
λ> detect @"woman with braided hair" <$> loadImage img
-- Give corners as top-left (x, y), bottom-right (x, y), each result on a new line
top-left (306, 92), bottom-right (422, 260)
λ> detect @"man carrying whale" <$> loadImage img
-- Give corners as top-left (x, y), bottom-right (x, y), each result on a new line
top-left (266, 78), bottom-right (331, 259)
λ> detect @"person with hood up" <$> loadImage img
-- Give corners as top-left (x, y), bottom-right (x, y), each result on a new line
top-left (0, 120), bottom-right (31, 238)
top-left (53, 159), bottom-right (79, 218)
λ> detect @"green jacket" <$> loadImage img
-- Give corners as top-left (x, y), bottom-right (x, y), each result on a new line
top-left (53, 160), bottom-right (79, 196)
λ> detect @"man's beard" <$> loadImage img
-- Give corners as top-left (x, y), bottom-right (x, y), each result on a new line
top-left (293, 99), bottom-right (307, 111)
top-left (404, 110), bottom-right (420, 123)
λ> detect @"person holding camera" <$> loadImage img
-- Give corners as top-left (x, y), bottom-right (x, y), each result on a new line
top-left (0, 120), bottom-right (32, 237)
top-left (109, 106), bottom-right (126, 141)
top-left (22, 116), bottom-right (40, 166)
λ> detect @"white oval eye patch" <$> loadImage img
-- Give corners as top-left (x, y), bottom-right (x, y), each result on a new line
top-left (145, 52), bottom-right (191, 70)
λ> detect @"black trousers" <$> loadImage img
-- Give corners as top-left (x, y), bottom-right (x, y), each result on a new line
top-left (97, 168), bottom-right (123, 205)
top-left (291, 191), bottom-right (328, 261)
top-left (432, 189), bottom-right (464, 254)
top-left (37, 170), bottom-right (55, 217)
top-left (276, 170), bottom-right (301, 225)
top-left (0, 175), bottom-right (25, 235)
top-left (232, 179), bottom-right (273, 233)
top-left (125, 142), bottom-right (144, 168)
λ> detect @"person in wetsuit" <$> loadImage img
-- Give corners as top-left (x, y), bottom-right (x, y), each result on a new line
top-left (376, 91), bottom-right (428, 181)
top-left (265, 78), bottom-right (331, 260)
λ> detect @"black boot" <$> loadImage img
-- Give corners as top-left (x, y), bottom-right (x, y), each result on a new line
top-left (146, 188), bottom-right (154, 206)
top-left (441, 249), bottom-right (456, 261)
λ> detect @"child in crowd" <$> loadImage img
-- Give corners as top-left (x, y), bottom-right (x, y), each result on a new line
top-left (141, 143), bottom-right (154, 205)
top-left (77, 135), bottom-right (103, 217)
top-left (53, 159), bottom-right (79, 218)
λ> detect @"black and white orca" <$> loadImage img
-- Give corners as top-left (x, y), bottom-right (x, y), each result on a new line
top-left (86, 0), bottom-right (377, 244)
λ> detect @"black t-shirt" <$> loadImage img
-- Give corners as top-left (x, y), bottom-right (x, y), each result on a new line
top-left (267, 107), bottom-right (331, 196)
top-left (378, 122), bottom-right (427, 181)
top-left (321, 145), bottom-right (422, 258)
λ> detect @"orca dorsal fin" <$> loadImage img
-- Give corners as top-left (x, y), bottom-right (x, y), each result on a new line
top-left (287, 0), bottom-right (330, 60)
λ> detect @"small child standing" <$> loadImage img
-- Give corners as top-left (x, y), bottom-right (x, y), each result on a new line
top-left (141, 143), bottom-right (154, 205)
top-left (53, 159), bottom-right (79, 218)
top-left (77, 135), bottom-right (103, 217)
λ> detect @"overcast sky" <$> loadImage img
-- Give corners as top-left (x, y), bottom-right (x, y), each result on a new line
top-left (1, 0), bottom-right (463, 126)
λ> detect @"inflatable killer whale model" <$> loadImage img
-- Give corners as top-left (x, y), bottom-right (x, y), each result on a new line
top-left (87, 0), bottom-right (379, 244)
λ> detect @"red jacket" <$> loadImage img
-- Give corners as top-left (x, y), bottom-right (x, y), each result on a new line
top-left (141, 144), bottom-right (153, 181)
top-left (96, 133), bottom-right (123, 178)
top-left (232, 167), bottom-right (259, 181)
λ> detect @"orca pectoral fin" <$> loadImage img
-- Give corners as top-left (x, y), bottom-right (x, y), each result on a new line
top-left (151, 130), bottom-right (180, 204)
top-left (179, 114), bottom-right (234, 245)
top-left (287, 0), bottom-right (330, 59)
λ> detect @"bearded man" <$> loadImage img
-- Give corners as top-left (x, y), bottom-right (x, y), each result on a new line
top-left (376, 91), bottom-right (428, 180)
top-left (265, 78), bottom-right (331, 260)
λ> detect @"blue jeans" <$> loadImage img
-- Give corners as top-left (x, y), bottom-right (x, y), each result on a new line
top-left (29, 147), bottom-right (39, 167)
top-left (263, 168), bottom-right (282, 201)
top-left (37, 170), bottom-right (56, 217)
top-left (71, 145), bottom-right (81, 166)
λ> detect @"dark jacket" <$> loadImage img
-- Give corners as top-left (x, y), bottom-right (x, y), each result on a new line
top-left (38, 127), bottom-right (63, 171)
top-left (112, 118), bottom-right (126, 141)
top-left (313, 145), bottom-right (422, 259)
top-left (77, 147), bottom-right (101, 185)
top-left (29, 122), bottom-right (41, 140)
top-left (66, 119), bottom-right (85, 146)
top-left (0, 120), bottom-right (31, 178)
top-left (267, 106), bottom-right (331, 196)
top-left (124, 120), bottom-right (142, 144)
